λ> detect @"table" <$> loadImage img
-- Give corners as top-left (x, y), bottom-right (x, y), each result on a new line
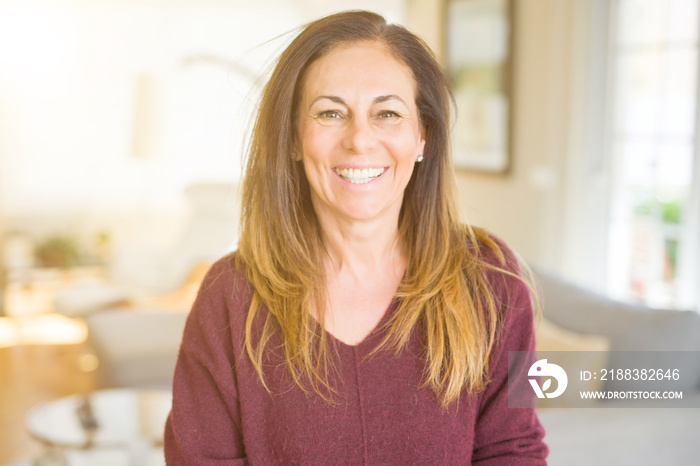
top-left (25, 389), bottom-right (171, 465)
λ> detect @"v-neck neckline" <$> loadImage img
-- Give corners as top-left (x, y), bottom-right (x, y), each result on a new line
top-left (321, 297), bottom-right (400, 351)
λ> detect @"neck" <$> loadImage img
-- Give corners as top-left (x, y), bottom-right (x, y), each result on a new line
top-left (316, 214), bottom-right (406, 281)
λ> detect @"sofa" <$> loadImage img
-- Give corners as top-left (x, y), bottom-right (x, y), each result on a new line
top-left (533, 267), bottom-right (700, 465)
top-left (85, 308), bottom-right (188, 389)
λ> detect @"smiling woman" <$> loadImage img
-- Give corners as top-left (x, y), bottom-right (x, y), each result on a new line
top-left (164, 10), bottom-right (548, 465)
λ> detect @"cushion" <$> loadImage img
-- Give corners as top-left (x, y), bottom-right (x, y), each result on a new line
top-left (535, 318), bottom-right (611, 406)
top-left (536, 318), bottom-right (611, 353)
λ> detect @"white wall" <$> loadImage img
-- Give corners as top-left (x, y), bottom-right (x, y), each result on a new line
top-left (0, 0), bottom-right (282, 213)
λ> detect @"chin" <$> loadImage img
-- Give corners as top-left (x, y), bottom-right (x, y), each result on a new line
top-left (337, 203), bottom-right (397, 223)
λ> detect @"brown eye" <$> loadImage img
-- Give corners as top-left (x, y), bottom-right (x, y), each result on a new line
top-left (373, 110), bottom-right (403, 127)
top-left (315, 109), bottom-right (346, 126)
top-left (377, 110), bottom-right (400, 119)
top-left (317, 110), bottom-right (342, 119)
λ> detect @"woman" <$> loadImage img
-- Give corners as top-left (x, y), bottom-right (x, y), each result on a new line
top-left (165, 10), bottom-right (548, 465)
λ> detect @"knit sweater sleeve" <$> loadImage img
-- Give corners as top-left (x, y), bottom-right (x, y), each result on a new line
top-left (164, 258), bottom-right (248, 465)
top-left (471, 242), bottom-right (548, 464)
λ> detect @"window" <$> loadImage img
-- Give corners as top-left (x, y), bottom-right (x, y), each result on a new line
top-left (607, 0), bottom-right (700, 309)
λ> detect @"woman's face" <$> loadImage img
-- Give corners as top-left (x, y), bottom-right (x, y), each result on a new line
top-left (297, 41), bottom-right (426, 228)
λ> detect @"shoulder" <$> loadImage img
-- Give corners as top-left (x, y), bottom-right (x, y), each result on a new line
top-left (197, 252), bottom-right (251, 303)
top-left (464, 226), bottom-right (535, 326)
top-left (466, 226), bottom-right (523, 277)
top-left (185, 252), bottom-right (253, 337)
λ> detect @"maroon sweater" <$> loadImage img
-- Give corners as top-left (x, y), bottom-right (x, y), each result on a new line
top-left (164, 247), bottom-right (548, 465)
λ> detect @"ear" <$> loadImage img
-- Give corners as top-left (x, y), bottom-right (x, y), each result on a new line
top-left (417, 126), bottom-right (427, 157)
top-left (291, 136), bottom-right (303, 161)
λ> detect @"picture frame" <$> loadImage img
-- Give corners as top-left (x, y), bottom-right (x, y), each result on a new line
top-left (445, 0), bottom-right (514, 173)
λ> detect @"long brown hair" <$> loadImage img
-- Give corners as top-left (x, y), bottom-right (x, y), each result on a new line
top-left (238, 10), bottom-right (514, 407)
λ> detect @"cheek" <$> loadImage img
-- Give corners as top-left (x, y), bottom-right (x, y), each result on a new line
top-left (385, 128), bottom-right (424, 161)
top-left (301, 127), bottom-right (336, 163)
top-left (300, 131), bottom-right (336, 189)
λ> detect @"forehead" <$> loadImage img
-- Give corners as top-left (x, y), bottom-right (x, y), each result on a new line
top-left (301, 41), bottom-right (417, 104)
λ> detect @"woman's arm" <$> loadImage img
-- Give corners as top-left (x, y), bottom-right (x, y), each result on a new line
top-left (164, 263), bottom-right (248, 465)
top-left (471, 250), bottom-right (548, 464)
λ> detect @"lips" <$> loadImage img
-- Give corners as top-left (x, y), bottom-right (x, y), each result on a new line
top-left (334, 167), bottom-right (385, 184)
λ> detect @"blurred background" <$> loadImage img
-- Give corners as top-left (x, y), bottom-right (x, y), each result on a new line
top-left (1, 0), bottom-right (699, 465)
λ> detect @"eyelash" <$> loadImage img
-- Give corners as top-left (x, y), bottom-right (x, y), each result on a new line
top-left (377, 110), bottom-right (402, 119)
top-left (316, 110), bottom-right (343, 119)
top-left (315, 110), bottom-right (403, 120)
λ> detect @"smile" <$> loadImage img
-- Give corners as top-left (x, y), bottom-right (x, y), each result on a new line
top-left (334, 167), bottom-right (385, 184)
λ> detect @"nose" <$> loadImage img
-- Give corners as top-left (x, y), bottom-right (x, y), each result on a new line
top-left (342, 116), bottom-right (377, 154)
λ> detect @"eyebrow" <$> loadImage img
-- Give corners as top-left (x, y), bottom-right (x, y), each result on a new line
top-left (309, 94), bottom-right (409, 107)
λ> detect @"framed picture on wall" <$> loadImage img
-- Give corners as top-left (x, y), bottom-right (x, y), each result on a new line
top-left (445, 0), bottom-right (513, 173)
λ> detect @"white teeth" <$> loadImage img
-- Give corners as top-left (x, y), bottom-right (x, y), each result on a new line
top-left (335, 167), bottom-right (385, 184)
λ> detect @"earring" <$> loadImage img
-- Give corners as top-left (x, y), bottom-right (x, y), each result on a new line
top-left (292, 151), bottom-right (299, 161)
top-left (416, 155), bottom-right (424, 163)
